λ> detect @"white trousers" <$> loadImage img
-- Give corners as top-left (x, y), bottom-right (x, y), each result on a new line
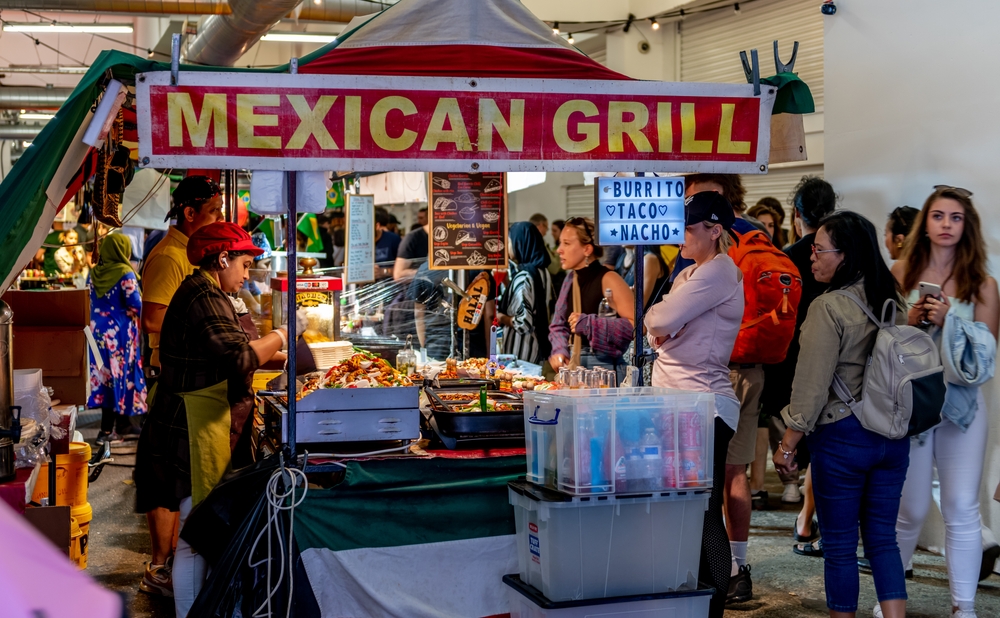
top-left (895, 390), bottom-right (988, 612)
top-left (174, 497), bottom-right (208, 618)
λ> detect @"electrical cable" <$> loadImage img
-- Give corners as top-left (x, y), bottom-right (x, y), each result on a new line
top-left (19, 9), bottom-right (172, 60)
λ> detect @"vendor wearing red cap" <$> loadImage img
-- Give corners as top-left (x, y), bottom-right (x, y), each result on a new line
top-left (134, 222), bottom-right (287, 617)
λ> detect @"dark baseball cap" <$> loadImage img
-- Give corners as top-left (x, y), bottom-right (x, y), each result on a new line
top-left (166, 175), bottom-right (222, 221)
top-left (684, 191), bottom-right (735, 229)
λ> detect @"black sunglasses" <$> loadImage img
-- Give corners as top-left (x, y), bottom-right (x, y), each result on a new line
top-left (933, 184), bottom-right (973, 198)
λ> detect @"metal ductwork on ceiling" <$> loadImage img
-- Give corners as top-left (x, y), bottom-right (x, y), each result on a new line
top-left (0, 125), bottom-right (43, 139)
top-left (295, 0), bottom-right (390, 23)
top-left (0, 0), bottom-right (230, 15)
top-left (0, 86), bottom-right (72, 109)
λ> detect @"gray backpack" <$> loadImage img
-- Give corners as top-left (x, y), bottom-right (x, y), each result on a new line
top-left (830, 290), bottom-right (946, 439)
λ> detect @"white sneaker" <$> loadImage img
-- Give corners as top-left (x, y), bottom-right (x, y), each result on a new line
top-left (782, 483), bottom-right (802, 503)
top-left (872, 602), bottom-right (882, 618)
top-left (952, 610), bottom-right (977, 618)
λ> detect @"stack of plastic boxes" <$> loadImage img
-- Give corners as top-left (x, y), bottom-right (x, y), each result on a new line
top-left (506, 387), bottom-right (716, 617)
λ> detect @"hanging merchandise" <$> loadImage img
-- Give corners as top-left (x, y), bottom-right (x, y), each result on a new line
top-left (296, 171), bottom-right (329, 214)
top-left (92, 106), bottom-right (134, 228)
top-left (249, 171), bottom-right (286, 214)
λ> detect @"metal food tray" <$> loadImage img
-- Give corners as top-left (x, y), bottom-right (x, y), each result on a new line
top-left (425, 388), bottom-right (525, 441)
top-left (297, 385), bottom-right (420, 412)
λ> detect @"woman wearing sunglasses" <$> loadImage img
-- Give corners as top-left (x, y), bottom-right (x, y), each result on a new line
top-left (774, 211), bottom-right (909, 618)
top-left (548, 217), bottom-right (634, 380)
top-left (886, 186), bottom-right (999, 618)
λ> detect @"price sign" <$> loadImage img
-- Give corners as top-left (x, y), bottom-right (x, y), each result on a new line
top-left (344, 194), bottom-right (375, 284)
top-left (594, 177), bottom-right (686, 246)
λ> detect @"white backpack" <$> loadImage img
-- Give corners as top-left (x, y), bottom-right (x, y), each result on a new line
top-left (830, 291), bottom-right (946, 439)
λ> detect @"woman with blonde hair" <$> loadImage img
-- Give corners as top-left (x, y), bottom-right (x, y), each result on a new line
top-left (885, 186), bottom-right (999, 618)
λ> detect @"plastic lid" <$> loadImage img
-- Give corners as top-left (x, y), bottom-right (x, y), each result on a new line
top-left (503, 574), bottom-right (715, 609)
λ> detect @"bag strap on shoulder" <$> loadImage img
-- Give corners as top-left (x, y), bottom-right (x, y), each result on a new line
top-left (830, 289), bottom-right (896, 328)
top-left (831, 373), bottom-right (857, 407)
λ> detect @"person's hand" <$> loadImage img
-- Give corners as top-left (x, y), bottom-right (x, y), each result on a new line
top-left (923, 294), bottom-right (951, 327)
top-left (568, 312), bottom-right (582, 333)
top-left (772, 443), bottom-right (798, 477)
top-left (549, 353), bottom-right (567, 370)
top-left (497, 312), bottom-right (512, 328)
top-left (907, 301), bottom-right (927, 327)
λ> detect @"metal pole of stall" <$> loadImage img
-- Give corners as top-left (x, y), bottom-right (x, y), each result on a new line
top-left (633, 245), bottom-right (644, 386)
top-left (224, 169), bottom-right (233, 223)
top-left (286, 171), bottom-right (298, 460)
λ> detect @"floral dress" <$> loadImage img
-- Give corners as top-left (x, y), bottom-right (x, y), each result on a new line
top-left (88, 272), bottom-right (147, 414)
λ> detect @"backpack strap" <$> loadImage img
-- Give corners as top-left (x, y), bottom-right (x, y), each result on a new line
top-left (831, 373), bottom-right (858, 407)
top-left (830, 289), bottom-right (886, 327)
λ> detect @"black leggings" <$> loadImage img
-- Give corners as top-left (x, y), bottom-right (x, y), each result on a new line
top-left (701, 416), bottom-right (736, 618)
top-left (100, 407), bottom-right (116, 433)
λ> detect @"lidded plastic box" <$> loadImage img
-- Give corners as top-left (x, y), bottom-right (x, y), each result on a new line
top-left (508, 479), bottom-right (709, 602)
top-left (503, 575), bottom-right (714, 618)
top-left (524, 388), bottom-right (715, 495)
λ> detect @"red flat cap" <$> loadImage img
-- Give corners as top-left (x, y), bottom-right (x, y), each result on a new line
top-left (187, 221), bottom-right (264, 265)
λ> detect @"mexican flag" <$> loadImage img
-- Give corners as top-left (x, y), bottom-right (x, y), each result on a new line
top-left (293, 455), bottom-right (523, 617)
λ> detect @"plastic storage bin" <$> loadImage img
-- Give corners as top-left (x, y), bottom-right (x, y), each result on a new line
top-left (509, 479), bottom-right (709, 602)
top-left (524, 388), bottom-right (715, 495)
top-left (504, 575), bottom-right (714, 618)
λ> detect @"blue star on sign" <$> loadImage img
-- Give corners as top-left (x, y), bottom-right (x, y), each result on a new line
top-left (610, 228), bottom-right (618, 237)
top-left (672, 228), bottom-right (680, 236)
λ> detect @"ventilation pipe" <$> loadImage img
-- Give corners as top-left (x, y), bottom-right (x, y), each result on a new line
top-left (186, 0), bottom-right (311, 66)
top-left (0, 0), bottom-right (229, 14)
top-left (0, 87), bottom-right (73, 110)
top-left (0, 125), bottom-right (44, 139)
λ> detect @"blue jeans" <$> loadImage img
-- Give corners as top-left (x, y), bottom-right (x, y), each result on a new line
top-left (808, 413), bottom-right (910, 612)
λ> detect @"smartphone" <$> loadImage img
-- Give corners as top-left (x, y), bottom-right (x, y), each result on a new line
top-left (918, 281), bottom-right (942, 300)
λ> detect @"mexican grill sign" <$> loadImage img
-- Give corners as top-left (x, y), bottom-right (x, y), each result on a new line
top-left (136, 72), bottom-right (777, 173)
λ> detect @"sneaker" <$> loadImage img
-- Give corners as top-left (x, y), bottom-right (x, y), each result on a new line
top-left (726, 564), bottom-right (753, 604)
top-left (781, 483), bottom-right (802, 503)
top-left (139, 560), bottom-right (173, 597)
top-left (751, 490), bottom-right (769, 511)
top-left (873, 603), bottom-right (883, 618)
top-left (951, 610), bottom-right (977, 618)
top-left (94, 431), bottom-right (122, 447)
top-left (981, 543), bottom-right (999, 581)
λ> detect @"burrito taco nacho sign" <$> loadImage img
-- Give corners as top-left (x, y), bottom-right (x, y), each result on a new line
top-left (137, 72), bottom-right (776, 174)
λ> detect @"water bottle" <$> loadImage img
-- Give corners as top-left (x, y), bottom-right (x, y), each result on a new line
top-left (640, 427), bottom-right (662, 491)
top-left (598, 288), bottom-right (616, 318)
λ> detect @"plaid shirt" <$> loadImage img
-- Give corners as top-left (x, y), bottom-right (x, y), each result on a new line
top-left (135, 270), bottom-right (259, 512)
top-left (550, 270), bottom-right (633, 359)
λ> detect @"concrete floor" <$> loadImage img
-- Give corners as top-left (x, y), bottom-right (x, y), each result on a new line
top-left (77, 413), bottom-right (1000, 617)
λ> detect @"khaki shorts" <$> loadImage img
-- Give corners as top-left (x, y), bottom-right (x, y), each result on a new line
top-left (726, 364), bottom-right (765, 465)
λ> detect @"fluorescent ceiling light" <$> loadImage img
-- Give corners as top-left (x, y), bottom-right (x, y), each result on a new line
top-left (19, 112), bottom-right (54, 121)
top-left (3, 23), bottom-right (133, 34)
top-left (261, 32), bottom-right (337, 43)
top-left (4, 65), bottom-right (89, 74)
top-left (21, 141), bottom-right (32, 148)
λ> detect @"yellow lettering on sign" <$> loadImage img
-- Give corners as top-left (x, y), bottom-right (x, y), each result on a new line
top-left (680, 103), bottom-right (713, 153)
top-left (477, 98), bottom-right (524, 152)
top-left (237, 94), bottom-right (280, 149)
top-left (421, 98), bottom-right (472, 151)
top-left (717, 103), bottom-right (751, 155)
top-left (553, 100), bottom-right (600, 153)
top-left (657, 102), bottom-right (672, 153)
top-left (167, 92), bottom-right (228, 148)
top-left (370, 96), bottom-right (417, 152)
top-left (344, 96), bottom-right (361, 150)
top-left (286, 95), bottom-right (338, 150)
top-left (608, 101), bottom-right (653, 153)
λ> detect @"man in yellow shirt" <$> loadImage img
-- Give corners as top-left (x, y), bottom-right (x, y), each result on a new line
top-left (137, 175), bottom-right (223, 597)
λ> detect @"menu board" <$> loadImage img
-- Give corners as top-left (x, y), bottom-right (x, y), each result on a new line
top-left (594, 177), bottom-right (686, 246)
top-left (428, 172), bottom-right (507, 271)
top-left (344, 193), bottom-right (375, 284)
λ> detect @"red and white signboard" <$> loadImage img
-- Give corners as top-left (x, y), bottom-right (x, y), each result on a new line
top-left (136, 72), bottom-right (776, 174)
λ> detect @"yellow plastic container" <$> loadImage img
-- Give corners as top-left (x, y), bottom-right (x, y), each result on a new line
top-left (71, 502), bottom-right (92, 569)
top-left (31, 441), bottom-right (91, 507)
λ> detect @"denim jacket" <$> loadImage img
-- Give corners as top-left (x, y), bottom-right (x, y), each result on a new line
top-left (938, 312), bottom-right (997, 431)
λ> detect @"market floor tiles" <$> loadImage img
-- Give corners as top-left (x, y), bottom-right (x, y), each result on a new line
top-left (78, 414), bottom-right (1000, 617)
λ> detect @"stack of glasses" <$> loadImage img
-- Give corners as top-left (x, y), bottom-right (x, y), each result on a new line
top-left (504, 387), bottom-right (718, 618)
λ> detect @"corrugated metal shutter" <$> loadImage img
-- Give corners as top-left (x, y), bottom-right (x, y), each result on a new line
top-left (742, 164), bottom-right (823, 223)
top-left (566, 185), bottom-right (594, 218)
top-left (680, 0), bottom-right (824, 110)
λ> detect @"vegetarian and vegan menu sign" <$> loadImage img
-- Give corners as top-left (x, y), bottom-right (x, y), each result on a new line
top-left (594, 176), bottom-right (686, 246)
top-left (344, 193), bottom-right (375, 284)
top-left (428, 172), bottom-right (508, 271)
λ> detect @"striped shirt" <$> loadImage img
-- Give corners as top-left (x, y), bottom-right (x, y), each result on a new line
top-left (501, 267), bottom-right (552, 364)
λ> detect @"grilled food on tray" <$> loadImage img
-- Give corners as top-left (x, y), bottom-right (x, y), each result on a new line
top-left (318, 351), bottom-right (413, 389)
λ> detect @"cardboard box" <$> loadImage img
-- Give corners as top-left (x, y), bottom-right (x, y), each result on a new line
top-left (24, 505), bottom-right (71, 555)
top-left (2, 289), bottom-right (90, 327)
top-left (12, 327), bottom-right (89, 405)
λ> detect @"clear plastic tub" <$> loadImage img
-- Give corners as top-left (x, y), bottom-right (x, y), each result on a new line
top-left (524, 388), bottom-right (715, 495)
top-left (508, 479), bottom-right (709, 602)
top-left (504, 575), bottom-right (714, 618)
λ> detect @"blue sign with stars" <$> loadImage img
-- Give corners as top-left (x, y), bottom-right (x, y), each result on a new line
top-left (594, 177), bottom-right (686, 246)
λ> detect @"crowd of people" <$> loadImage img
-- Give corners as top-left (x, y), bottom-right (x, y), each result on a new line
top-left (52, 170), bottom-right (998, 618)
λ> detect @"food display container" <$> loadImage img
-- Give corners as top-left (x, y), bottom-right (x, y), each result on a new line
top-left (524, 388), bottom-right (716, 495)
top-left (425, 387), bottom-right (524, 441)
top-left (271, 275), bottom-right (343, 343)
top-left (503, 575), bottom-right (714, 618)
top-left (508, 480), bottom-right (709, 602)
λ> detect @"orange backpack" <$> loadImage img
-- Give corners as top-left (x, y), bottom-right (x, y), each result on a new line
top-left (728, 229), bottom-right (803, 364)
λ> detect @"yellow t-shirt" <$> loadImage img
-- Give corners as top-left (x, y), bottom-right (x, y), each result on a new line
top-left (142, 227), bottom-right (195, 367)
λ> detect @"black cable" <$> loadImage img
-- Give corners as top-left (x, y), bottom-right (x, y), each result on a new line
top-left (19, 9), bottom-right (172, 60)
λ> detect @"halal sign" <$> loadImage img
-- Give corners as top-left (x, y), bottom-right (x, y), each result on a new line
top-left (595, 177), bottom-right (686, 246)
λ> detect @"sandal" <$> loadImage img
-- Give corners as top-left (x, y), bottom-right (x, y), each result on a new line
top-left (793, 518), bottom-right (820, 543)
top-left (793, 539), bottom-right (824, 558)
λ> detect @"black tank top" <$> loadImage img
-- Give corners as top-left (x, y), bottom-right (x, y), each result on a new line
top-left (574, 260), bottom-right (608, 349)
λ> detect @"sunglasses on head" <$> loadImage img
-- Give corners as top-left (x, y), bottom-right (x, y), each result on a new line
top-left (933, 185), bottom-right (973, 198)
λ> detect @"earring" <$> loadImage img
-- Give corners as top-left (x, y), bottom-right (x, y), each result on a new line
top-left (897, 242), bottom-right (903, 249)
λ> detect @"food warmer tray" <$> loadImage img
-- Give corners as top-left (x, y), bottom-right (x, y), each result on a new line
top-left (425, 388), bottom-right (524, 441)
top-left (280, 386), bottom-right (421, 444)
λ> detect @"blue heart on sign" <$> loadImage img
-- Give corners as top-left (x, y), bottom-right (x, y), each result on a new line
top-left (658, 204), bottom-right (669, 216)
top-left (605, 204), bottom-right (616, 217)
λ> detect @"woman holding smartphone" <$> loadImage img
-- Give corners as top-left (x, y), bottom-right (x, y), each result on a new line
top-left (887, 186), bottom-right (999, 618)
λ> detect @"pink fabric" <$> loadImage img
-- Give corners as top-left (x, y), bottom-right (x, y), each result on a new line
top-left (0, 499), bottom-right (122, 617)
top-left (645, 255), bottom-right (744, 409)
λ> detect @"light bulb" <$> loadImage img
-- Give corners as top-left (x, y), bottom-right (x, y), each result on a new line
top-left (567, 33), bottom-right (575, 44)
top-left (552, 22), bottom-right (560, 35)
top-left (651, 18), bottom-right (660, 30)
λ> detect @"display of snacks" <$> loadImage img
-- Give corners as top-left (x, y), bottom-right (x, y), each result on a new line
top-left (320, 350), bottom-right (414, 389)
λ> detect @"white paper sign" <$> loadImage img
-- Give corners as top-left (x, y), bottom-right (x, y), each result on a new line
top-left (595, 177), bottom-right (686, 246)
top-left (345, 194), bottom-right (375, 285)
